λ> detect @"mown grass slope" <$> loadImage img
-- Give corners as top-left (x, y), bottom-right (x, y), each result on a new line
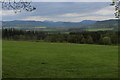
top-left (2, 41), bottom-right (118, 78)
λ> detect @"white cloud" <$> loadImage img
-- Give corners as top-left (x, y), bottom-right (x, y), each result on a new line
top-left (6, 3), bottom-right (115, 22)
top-left (1, 10), bottom-right (17, 16)
top-left (21, 16), bottom-right (50, 21)
top-left (22, 13), bottom-right (115, 22)
top-left (61, 13), bottom-right (83, 17)
top-left (95, 6), bottom-right (114, 16)
top-left (80, 15), bottom-right (115, 21)
top-left (32, 0), bottom-right (111, 2)
top-left (2, 0), bottom-right (111, 2)
top-left (59, 6), bottom-right (115, 21)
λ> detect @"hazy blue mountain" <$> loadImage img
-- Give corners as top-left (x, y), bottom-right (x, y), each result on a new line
top-left (80, 20), bottom-right (96, 25)
top-left (2, 19), bottom-right (118, 30)
top-left (2, 20), bottom-right (83, 28)
top-left (92, 19), bottom-right (118, 29)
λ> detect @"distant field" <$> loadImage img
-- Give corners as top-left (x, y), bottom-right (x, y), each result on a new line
top-left (3, 41), bottom-right (118, 78)
top-left (86, 28), bottom-right (114, 31)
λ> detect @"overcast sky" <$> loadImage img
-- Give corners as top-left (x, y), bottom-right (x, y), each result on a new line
top-left (32, 0), bottom-right (111, 2)
top-left (1, 2), bottom-right (115, 22)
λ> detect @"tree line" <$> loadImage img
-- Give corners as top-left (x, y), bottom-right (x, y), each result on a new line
top-left (2, 28), bottom-right (120, 45)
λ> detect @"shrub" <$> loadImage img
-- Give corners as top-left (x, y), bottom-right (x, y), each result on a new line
top-left (102, 36), bottom-right (112, 45)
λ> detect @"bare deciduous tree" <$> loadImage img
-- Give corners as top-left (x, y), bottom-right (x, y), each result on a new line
top-left (111, 0), bottom-right (120, 18)
top-left (0, 0), bottom-right (36, 13)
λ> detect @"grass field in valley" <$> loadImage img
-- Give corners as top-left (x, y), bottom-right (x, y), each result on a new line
top-left (3, 41), bottom-right (118, 78)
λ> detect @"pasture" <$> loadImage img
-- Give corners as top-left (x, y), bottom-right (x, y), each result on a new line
top-left (2, 41), bottom-right (118, 78)
top-left (86, 28), bottom-right (114, 31)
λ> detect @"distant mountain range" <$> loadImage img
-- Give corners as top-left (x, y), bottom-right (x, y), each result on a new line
top-left (2, 19), bottom-right (119, 31)
top-left (80, 20), bottom-right (96, 25)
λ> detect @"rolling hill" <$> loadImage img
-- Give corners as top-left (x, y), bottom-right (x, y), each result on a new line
top-left (2, 19), bottom-right (119, 31)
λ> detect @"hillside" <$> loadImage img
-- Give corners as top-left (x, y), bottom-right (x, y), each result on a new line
top-left (2, 19), bottom-right (119, 31)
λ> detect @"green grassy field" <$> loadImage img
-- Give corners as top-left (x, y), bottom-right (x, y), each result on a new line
top-left (86, 28), bottom-right (114, 31)
top-left (3, 41), bottom-right (118, 78)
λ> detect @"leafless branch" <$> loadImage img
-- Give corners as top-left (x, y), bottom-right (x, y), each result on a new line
top-left (0, 0), bottom-right (36, 13)
top-left (111, 0), bottom-right (120, 18)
